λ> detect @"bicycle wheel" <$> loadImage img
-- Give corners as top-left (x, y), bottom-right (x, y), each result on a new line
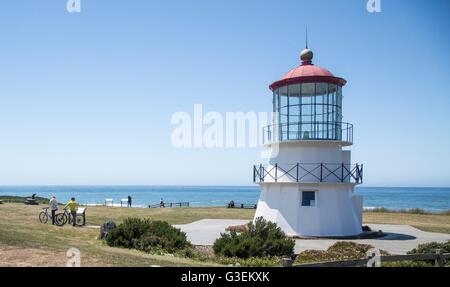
top-left (75, 215), bottom-right (85, 226)
top-left (55, 213), bottom-right (67, 226)
top-left (64, 213), bottom-right (69, 225)
top-left (39, 211), bottom-right (48, 224)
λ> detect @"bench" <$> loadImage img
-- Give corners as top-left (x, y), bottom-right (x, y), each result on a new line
top-left (120, 199), bottom-right (129, 207)
top-left (0, 200), bottom-right (3, 204)
top-left (104, 199), bottom-right (114, 207)
top-left (76, 207), bottom-right (86, 226)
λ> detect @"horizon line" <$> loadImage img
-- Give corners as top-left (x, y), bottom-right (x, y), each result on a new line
top-left (0, 184), bottom-right (449, 189)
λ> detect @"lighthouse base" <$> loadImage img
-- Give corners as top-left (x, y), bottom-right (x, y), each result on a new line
top-left (254, 183), bottom-right (363, 237)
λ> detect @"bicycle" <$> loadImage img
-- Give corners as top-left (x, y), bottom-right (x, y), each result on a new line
top-left (55, 208), bottom-right (85, 227)
top-left (39, 207), bottom-right (64, 226)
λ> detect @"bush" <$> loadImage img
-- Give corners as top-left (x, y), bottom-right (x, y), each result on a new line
top-left (382, 261), bottom-right (433, 267)
top-left (407, 241), bottom-right (450, 255)
top-left (296, 241), bottom-right (449, 267)
top-left (216, 256), bottom-right (280, 267)
top-left (225, 224), bottom-right (249, 233)
top-left (106, 218), bottom-right (190, 253)
top-left (296, 242), bottom-right (389, 264)
top-left (213, 217), bottom-right (295, 259)
top-left (406, 241), bottom-right (450, 267)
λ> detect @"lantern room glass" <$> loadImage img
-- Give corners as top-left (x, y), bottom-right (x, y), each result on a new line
top-left (273, 83), bottom-right (343, 141)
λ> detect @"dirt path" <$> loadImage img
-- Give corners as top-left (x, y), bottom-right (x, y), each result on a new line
top-left (0, 246), bottom-right (68, 267)
top-left (0, 245), bottom-right (105, 267)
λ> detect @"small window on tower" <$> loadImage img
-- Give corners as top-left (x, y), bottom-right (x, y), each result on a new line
top-left (302, 191), bottom-right (316, 207)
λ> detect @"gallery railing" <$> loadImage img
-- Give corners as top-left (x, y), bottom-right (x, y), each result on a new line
top-left (262, 122), bottom-right (353, 145)
top-left (253, 163), bottom-right (363, 184)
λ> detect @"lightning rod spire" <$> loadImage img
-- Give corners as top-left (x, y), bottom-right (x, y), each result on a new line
top-left (306, 25), bottom-right (308, 49)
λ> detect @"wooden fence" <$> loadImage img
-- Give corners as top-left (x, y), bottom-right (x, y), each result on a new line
top-left (227, 203), bottom-right (257, 209)
top-left (281, 249), bottom-right (449, 267)
top-left (148, 202), bottom-right (190, 208)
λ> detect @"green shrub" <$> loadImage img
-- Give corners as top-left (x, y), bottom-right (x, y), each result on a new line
top-left (407, 241), bottom-right (450, 267)
top-left (382, 261), bottom-right (433, 267)
top-left (106, 218), bottom-right (190, 253)
top-left (216, 256), bottom-right (280, 267)
top-left (213, 217), bottom-right (295, 259)
top-left (407, 241), bottom-right (450, 255)
top-left (296, 242), bottom-right (389, 264)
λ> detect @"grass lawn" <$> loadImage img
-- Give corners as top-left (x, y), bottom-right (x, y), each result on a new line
top-left (0, 203), bottom-right (253, 267)
top-left (0, 203), bottom-right (448, 266)
top-left (85, 205), bottom-right (255, 225)
top-left (364, 211), bottom-right (450, 234)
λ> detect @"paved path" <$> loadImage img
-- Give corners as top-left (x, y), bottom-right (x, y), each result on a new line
top-left (175, 219), bottom-right (450, 255)
top-left (174, 219), bottom-right (249, 246)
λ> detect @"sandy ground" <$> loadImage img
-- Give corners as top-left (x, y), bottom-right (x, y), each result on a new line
top-left (0, 246), bottom-right (68, 267)
top-left (0, 245), bottom-right (104, 267)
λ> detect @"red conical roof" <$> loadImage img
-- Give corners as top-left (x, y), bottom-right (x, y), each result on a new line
top-left (283, 64), bottom-right (335, 79)
top-left (269, 49), bottom-right (346, 90)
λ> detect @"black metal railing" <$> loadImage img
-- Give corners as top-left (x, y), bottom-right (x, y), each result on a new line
top-left (262, 122), bottom-right (353, 145)
top-left (253, 163), bottom-right (363, 184)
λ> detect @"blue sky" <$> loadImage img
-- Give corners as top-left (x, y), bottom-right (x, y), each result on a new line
top-left (0, 0), bottom-right (449, 186)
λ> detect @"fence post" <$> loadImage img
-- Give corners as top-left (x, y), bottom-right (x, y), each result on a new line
top-left (275, 164), bottom-right (278, 183)
top-left (360, 164), bottom-right (364, 184)
top-left (435, 249), bottom-right (444, 267)
top-left (260, 164), bottom-right (263, 182)
top-left (320, 163), bottom-right (323, 182)
top-left (282, 257), bottom-right (293, 267)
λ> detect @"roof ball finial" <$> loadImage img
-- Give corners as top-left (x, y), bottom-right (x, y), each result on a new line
top-left (300, 48), bottom-right (313, 65)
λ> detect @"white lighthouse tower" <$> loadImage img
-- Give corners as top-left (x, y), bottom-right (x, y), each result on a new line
top-left (253, 47), bottom-right (364, 237)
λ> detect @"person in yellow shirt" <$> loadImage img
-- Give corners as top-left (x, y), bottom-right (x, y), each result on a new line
top-left (64, 197), bottom-right (78, 226)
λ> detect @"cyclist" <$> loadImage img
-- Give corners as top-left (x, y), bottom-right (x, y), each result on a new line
top-left (64, 197), bottom-right (78, 226)
top-left (49, 195), bottom-right (59, 225)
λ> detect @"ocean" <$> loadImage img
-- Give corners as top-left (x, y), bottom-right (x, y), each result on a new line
top-left (0, 186), bottom-right (449, 212)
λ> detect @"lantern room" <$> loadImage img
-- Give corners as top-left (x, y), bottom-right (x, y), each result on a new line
top-left (264, 48), bottom-right (353, 145)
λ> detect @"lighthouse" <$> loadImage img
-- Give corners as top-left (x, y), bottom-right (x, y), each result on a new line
top-left (253, 46), bottom-right (364, 237)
